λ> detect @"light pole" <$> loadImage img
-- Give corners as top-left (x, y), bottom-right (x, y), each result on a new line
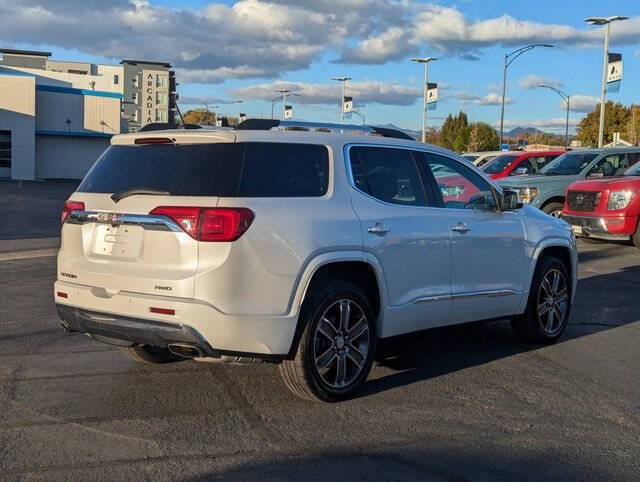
top-left (585, 16), bottom-right (629, 148)
top-left (499, 44), bottom-right (554, 145)
top-left (411, 57), bottom-right (437, 143)
top-left (271, 93), bottom-right (300, 119)
top-left (233, 100), bottom-right (243, 123)
top-left (276, 89), bottom-right (291, 120)
top-left (536, 85), bottom-right (570, 148)
top-left (351, 110), bottom-right (366, 126)
top-left (332, 76), bottom-right (351, 124)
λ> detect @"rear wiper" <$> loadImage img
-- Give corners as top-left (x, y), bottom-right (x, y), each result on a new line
top-left (111, 187), bottom-right (171, 203)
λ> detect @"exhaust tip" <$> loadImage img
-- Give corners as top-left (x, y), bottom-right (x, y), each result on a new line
top-left (168, 343), bottom-right (203, 358)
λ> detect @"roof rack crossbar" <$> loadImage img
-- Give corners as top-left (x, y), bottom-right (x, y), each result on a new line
top-left (234, 119), bottom-right (414, 140)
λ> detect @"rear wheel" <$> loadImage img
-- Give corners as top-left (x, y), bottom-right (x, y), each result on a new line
top-left (542, 201), bottom-right (564, 218)
top-left (120, 345), bottom-right (184, 364)
top-left (511, 256), bottom-right (571, 344)
top-left (280, 281), bottom-right (376, 402)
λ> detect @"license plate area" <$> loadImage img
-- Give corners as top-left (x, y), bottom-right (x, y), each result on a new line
top-left (571, 225), bottom-right (583, 236)
top-left (92, 224), bottom-right (144, 259)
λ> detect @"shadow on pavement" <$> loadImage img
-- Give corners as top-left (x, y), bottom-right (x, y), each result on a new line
top-left (360, 266), bottom-right (640, 398)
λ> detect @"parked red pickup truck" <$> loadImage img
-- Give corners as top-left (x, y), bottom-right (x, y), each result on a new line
top-left (481, 150), bottom-right (565, 180)
top-left (561, 162), bottom-right (640, 248)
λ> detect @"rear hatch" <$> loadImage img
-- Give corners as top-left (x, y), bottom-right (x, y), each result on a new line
top-left (59, 133), bottom-right (241, 298)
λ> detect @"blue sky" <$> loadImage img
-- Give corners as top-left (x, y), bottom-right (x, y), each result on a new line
top-left (1, 0), bottom-right (639, 133)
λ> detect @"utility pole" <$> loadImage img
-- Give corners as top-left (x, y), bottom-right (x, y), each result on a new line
top-left (411, 57), bottom-right (437, 143)
top-left (585, 16), bottom-right (629, 148)
top-left (499, 44), bottom-right (554, 145)
top-left (332, 77), bottom-right (351, 124)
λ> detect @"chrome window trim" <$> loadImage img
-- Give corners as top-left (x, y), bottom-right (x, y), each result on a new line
top-left (67, 210), bottom-right (183, 232)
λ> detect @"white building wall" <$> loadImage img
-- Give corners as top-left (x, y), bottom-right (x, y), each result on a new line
top-left (6, 65), bottom-right (124, 93)
top-left (35, 135), bottom-right (109, 179)
top-left (0, 73), bottom-right (36, 179)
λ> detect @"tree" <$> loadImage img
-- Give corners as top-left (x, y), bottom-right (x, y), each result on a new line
top-left (440, 111), bottom-right (468, 150)
top-left (576, 101), bottom-right (630, 147)
top-left (624, 104), bottom-right (640, 146)
top-left (466, 122), bottom-right (499, 152)
top-left (182, 108), bottom-right (217, 126)
top-left (453, 125), bottom-right (471, 152)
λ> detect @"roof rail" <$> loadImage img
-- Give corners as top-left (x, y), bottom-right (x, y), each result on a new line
top-left (234, 118), bottom-right (415, 141)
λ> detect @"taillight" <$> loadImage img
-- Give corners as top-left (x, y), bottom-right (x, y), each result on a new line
top-left (150, 207), bottom-right (254, 242)
top-left (61, 200), bottom-right (85, 225)
top-left (134, 137), bottom-right (174, 145)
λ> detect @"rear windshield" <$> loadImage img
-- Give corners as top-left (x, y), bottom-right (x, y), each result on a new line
top-left (78, 142), bottom-right (329, 197)
top-left (482, 154), bottom-right (518, 174)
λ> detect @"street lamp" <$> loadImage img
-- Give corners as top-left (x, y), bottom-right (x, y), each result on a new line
top-left (351, 110), bottom-right (366, 126)
top-left (271, 93), bottom-right (300, 119)
top-left (499, 44), bottom-right (554, 145)
top-left (332, 76), bottom-right (351, 124)
top-left (584, 16), bottom-right (629, 148)
top-left (233, 100), bottom-right (243, 123)
top-left (411, 57), bottom-right (437, 143)
top-left (536, 85), bottom-right (570, 148)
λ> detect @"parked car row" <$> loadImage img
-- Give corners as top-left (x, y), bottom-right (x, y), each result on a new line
top-left (467, 147), bottom-right (640, 248)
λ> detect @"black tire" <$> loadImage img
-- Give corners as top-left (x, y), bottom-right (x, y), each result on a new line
top-left (120, 345), bottom-right (184, 364)
top-left (632, 223), bottom-right (640, 250)
top-left (511, 256), bottom-right (571, 344)
top-left (542, 201), bottom-right (564, 218)
top-left (280, 281), bottom-right (377, 402)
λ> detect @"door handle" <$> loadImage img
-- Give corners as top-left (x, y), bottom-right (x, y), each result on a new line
top-left (368, 223), bottom-right (390, 236)
top-left (451, 222), bottom-right (469, 233)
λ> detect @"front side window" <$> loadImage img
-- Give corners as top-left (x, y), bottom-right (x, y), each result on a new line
top-left (420, 153), bottom-right (497, 211)
top-left (623, 153), bottom-right (640, 175)
top-left (350, 146), bottom-right (426, 206)
top-left (510, 158), bottom-right (534, 176)
top-left (540, 152), bottom-right (598, 176)
top-left (588, 153), bottom-right (640, 177)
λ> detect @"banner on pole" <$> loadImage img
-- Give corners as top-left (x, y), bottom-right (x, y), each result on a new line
top-left (284, 105), bottom-right (293, 119)
top-left (343, 96), bottom-right (353, 113)
top-left (215, 119), bottom-right (222, 127)
top-left (239, 113), bottom-right (247, 123)
top-left (426, 82), bottom-right (438, 111)
top-left (607, 53), bottom-right (622, 93)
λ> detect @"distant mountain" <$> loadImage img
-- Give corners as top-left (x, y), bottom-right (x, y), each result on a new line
top-left (505, 127), bottom-right (544, 137)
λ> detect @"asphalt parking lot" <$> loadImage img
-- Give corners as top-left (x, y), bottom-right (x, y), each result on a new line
top-left (0, 180), bottom-right (639, 480)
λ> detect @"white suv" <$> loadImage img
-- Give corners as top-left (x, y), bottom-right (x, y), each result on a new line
top-left (55, 123), bottom-right (578, 402)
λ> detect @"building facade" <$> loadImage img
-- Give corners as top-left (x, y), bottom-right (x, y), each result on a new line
top-left (0, 49), bottom-right (176, 180)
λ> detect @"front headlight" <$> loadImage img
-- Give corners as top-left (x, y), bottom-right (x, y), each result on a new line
top-left (607, 190), bottom-right (635, 210)
top-left (517, 187), bottom-right (538, 204)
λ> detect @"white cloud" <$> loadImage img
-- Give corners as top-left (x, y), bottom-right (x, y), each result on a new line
top-left (1, 1), bottom-right (639, 83)
top-left (569, 95), bottom-right (599, 113)
top-left (230, 80), bottom-right (422, 106)
top-left (452, 92), bottom-right (513, 105)
top-left (519, 74), bottom-right (563, 90)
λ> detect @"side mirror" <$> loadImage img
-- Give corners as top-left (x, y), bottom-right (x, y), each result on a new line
top-left (501, 189), bottom-right (522, 211)
top-left (513, 166), bottom-right (531, 176)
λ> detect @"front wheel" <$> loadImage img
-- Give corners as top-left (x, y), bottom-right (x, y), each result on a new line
top-left (511, 256), bottom-right (571, 344)
top-left (542, 201), bottom-right (564, 218)
top-left (280, 281), bottom-right (376, 402)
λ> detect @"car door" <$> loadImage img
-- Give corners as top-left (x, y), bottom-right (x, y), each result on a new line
top-left (417, 152), bottom-right (527, 323)
top-left (347, 145), bottom-right (452, 337)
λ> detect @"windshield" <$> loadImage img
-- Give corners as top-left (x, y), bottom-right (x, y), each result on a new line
top-left (539, 152), bottom-right (598, 176)
top-left (482, 154), bottom-right (518, 174)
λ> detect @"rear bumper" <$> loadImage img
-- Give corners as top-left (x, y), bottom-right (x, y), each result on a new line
top-left (54, 280), bottom-right (298, 358)
top-left (56, 304), bottom-right (219, 357)
top-left (560, 213), bottom-right (636, 240)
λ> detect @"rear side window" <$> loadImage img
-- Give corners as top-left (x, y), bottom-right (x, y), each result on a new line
top-left (238, 142), bottom-right (328, 197)
top-left (78, 144), bottom-right (242, 196)
top-left (78, 142), bottom-right (329, 198)
top-left (350, 146), bottom-right (426, 206)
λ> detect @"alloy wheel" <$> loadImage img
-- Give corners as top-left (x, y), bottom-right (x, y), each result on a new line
top-left (537, 268), bottom-right (568, 335)
top-left (313, 299), bottom-right (370, 389)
